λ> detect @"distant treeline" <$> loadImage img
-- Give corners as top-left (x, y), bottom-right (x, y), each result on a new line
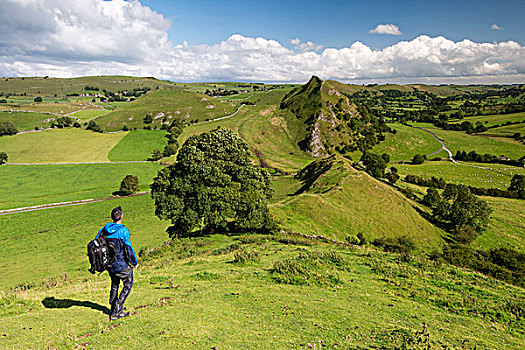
top-left (404, 174), bottom-right (524, 199)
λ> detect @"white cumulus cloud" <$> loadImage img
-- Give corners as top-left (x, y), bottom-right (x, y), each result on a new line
top-left (0, 0), bottom-right (524, 84)
top-left (369, 24), bottom-right (402, 35)
top-left (491, 24), bottom-right (503, 30)
top-left (290, 38), bottom-right (323, 52)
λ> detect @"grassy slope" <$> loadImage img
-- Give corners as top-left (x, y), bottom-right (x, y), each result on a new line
top-left (179, 105), bottom-right (314, 173)
top-left (0, 163), bottom-right (162, 210)
top-left (0, 76), bottom-right (174, 97)
top-left (0, 233), bottom-right (522, 349)
top-left (270, 156), bottom-right (445, 249)
top-left (95, 90), bottom-right (238, 131)
top-left (0, 128), bottom-right (127, 163)
top-left (0, 111), bottom-right (55, 131)
top-left (108, 130), bottom-right (168, 162)
top-left (0, 101), bottom-right (104, 116)
top-left (364, 124), bottom-right (442, 161)
top-left (395, 179), bottom-right (525, 253)
top-left (396, 161), bottom-right (525, 190)
top-left (414, 124), bottom-right (525, 159)
top-left (449, 112), bottom-right (525, 127)
top-left (0, 195), bottom-right (168, 290)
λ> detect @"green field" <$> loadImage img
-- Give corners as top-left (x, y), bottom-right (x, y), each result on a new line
top-left (0, 163), bottom-right (162, 209)
top-left (108, 130), bottom-right (168, 162)
top-left (414, 124), bottom-right (525, 159)
top-left (69, 109), bottom-right (111, 122)
top-left (0, 128), bottom-right (127, 163)
top-left (481, 123), bottom-right (525, 137)
top-left (361, 124), bottom-right (443, 161)
top-left (0, 111), bottom-right (54, 131)
top-left (396, 161), bottom-right (525, 190)
top-left (449, 112), bottom-right (525, 127)
top-left (0, 195), bottom-right (168, 289)
top-left (476, 196), bottom-right (525, 252)
top-left (0, 101), bottom-right (98, 115)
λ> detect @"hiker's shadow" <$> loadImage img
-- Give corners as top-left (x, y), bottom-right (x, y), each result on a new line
top-left (42, 297), bottom-right (110, 315)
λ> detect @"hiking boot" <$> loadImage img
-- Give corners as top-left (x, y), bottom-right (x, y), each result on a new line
top-left (110, 311), bottom-right (130, 320)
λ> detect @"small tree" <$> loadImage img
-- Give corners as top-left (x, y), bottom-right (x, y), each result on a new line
top-left (385, 167), bottom-right (400, 184)
top-left (149, 149), bottom-right (163, 161)
top-left (0, 121), bottom-right (18, 136)
top-left (119, 175), bottom-right (139, 196)
top-left (143, 115), bottom-right (153, 124)
top-left (508, 174), bottom-right (525, 199)
top-left (151, 127), bottom-right (273, 238)
top-left (360, 152), bottom-right (386, 178)
top-left (86, 120), bottom-right (101, 132)
top-left (34, 96), bottom-right (43, 103)
top-left (0, 152), bottom-right (7, 165)
top-left (412, 154), bottom-right (425, 164)
top-left (423, 188), bottom-right (441, 208)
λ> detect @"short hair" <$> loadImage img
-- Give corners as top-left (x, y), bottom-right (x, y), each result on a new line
top-left (111, 206), bottom-right (123, 222)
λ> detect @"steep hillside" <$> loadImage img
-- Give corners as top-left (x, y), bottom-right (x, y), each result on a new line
top-left (271, 155), bottom-right (445, 249)
top-left (280, 76), bottom-right (389, 157)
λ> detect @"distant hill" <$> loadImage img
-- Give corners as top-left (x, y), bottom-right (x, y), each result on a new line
top-left (0, 76), bottom-right (175, 97)
top-left (271, 155), bottom-right (445, 248)
top-left (280, 76), bottom-right (390, 157)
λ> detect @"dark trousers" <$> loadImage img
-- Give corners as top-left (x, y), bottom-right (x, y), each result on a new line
top-left (109, 267), bottom-right (133, 315)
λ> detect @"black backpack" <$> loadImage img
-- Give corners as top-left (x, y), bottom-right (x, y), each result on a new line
top-left (87, 229), bottom-right (116, 274)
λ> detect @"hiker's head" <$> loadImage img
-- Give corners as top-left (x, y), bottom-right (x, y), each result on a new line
top-left (111, 206), bottom-right (123, 222)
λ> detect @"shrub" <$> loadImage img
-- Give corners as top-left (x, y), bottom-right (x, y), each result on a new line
top-left (0, 121), bottom-right (18, 136)
top-left (233, 248), bottom-right (260, 264)
top-left (34, 96), bottom-right (42, 103)
top-left (0, 152), bottom-right (7, 165)
top-left (372, 237), bottom-right (415, 254)
top-left (412, 154), bottom-right (425, 164)
top-left (119, 175), bottom-right (139, 196)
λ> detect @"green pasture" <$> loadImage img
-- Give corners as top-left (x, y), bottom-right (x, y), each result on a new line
top-left (0, 111), bottom-right (53, 131)
top-left (449, 112), bottom-right (525, 126)
top-left (108, 130), bottom-right (168, 162)
top-left (0, 162), bottom-right (162, 210)
top-left (475, 196), bottom-right (525, 252)
top-left (356, 124), bottom-right (443, 161)
top-left (0, 232), bottom-right (522, 349)
top-left (0, 128), bottom-right (127, 163)
top-left (94, 90), bottom-right (239, 131)
top-left (415, 124), bottom-right (525, 159)
top-left (397, 161), bottom-right (525, 190)
top-left (180, 105), bottom-right (314, 173)
top-left (481, 123), bottom-right (525, 137)
top-left (0, 195), bottom-right (168, 290)
top-left (69, 109), bottom-right (110, 122)
top-left (0, 101), bottom-right (96, 115)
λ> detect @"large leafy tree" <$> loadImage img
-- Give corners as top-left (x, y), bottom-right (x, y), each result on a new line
top-left (151, 127), bottom-right (273, 238)
top-left (433, 184), bottom-right (492, 237)
top-left (0, 121), bottom-right (18, 136)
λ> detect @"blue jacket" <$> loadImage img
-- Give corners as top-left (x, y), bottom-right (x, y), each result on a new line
top-left (96, 222), bottom-right (137, 274)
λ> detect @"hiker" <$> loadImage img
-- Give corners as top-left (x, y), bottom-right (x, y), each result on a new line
top-left (95, 206), bottom-right (138, 320)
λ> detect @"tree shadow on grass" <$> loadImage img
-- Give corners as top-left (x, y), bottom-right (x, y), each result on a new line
top-left (42, 297), bottom-right (110, 315)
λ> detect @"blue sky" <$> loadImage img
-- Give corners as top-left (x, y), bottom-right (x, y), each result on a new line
top-left (0, 0), bottom-right (524, 83)
top-left (142, 0), bottom-right (524, 49)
